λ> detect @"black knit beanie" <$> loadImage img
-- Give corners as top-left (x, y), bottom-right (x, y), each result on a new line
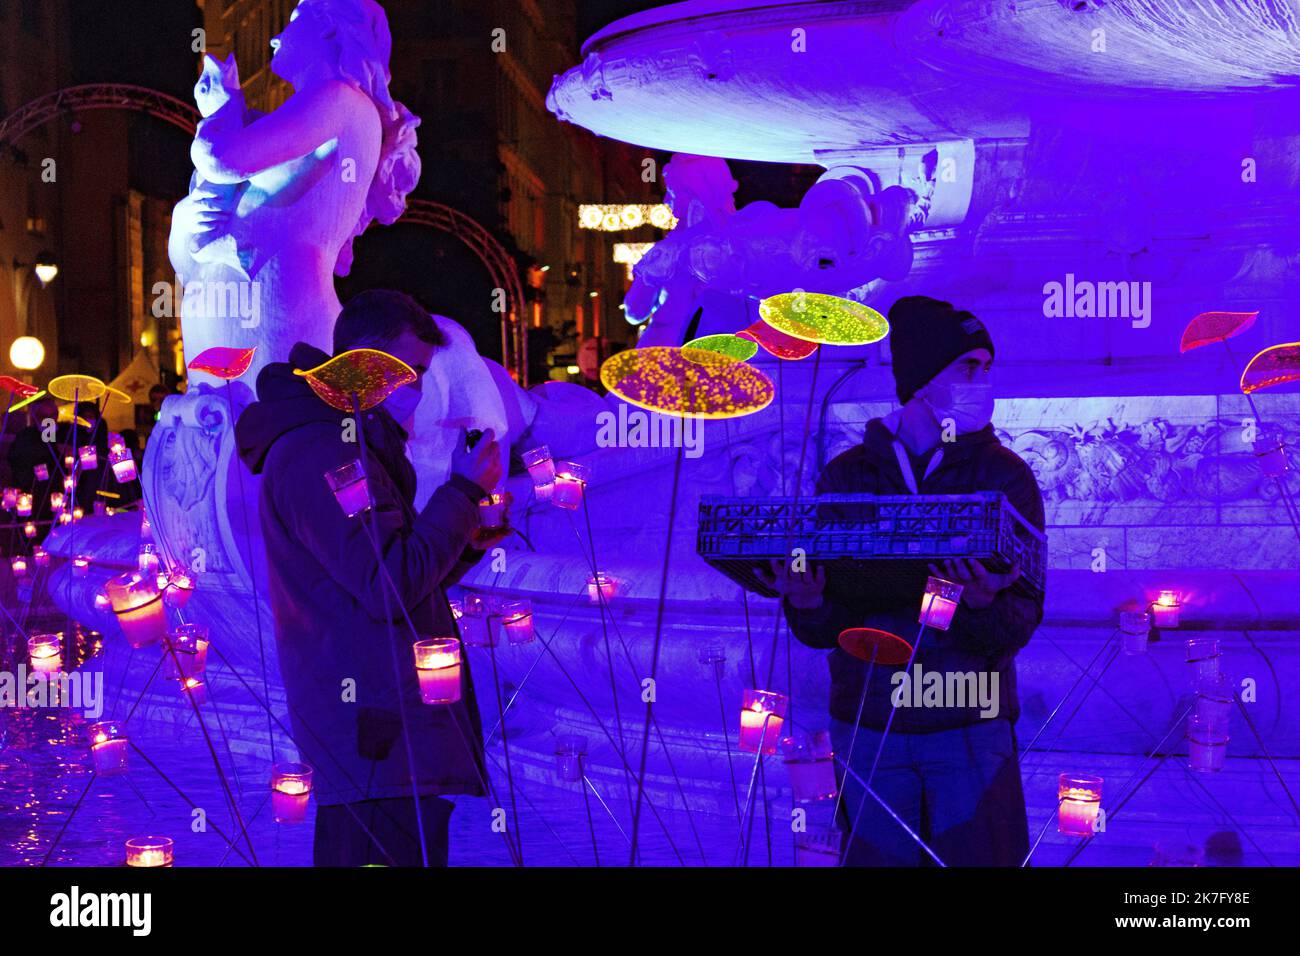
top-left (887, 296), bottom-right (995, 404)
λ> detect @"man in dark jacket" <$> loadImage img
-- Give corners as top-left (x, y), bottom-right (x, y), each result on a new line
top-left (235, 289), bottom-right (503, 867)
top-left (760, 295), bottom-right (1046, 867)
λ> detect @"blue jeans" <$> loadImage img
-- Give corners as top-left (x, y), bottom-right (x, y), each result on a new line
top-left (830, 717), bottom-right (1029, 867)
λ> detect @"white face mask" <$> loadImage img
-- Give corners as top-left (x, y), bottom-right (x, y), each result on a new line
top-left (920, 381), bottom-right (995, 435)
top-left (382, 384), bottom-right (422, 429)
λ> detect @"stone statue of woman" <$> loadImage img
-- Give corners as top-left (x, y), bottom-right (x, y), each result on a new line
top-left (169, 0), bottom-right (420, 389)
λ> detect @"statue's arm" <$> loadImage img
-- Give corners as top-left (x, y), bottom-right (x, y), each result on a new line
top-left (191, 80), bottom-right (366, 184)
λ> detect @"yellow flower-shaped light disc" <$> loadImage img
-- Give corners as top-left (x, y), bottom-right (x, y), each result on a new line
top-left (293, 348), bottom-right (417, 411)
top-left (682, 334), bottom-right (759, 362)
top-left (757, 292), bottom-right (889, 345)
top-left (600, 346), bottom-right (775, 419)
top-left (47, 374), bottom-right (107, 402)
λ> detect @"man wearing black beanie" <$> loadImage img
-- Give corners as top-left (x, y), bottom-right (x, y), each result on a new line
top-left (759, 294), bottom-right (1046, 867)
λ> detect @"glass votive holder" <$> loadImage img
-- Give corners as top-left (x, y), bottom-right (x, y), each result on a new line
top-left (781, 730), bottom-right (837, 803)
top-left (271, 763), bottom-right (314, 825)
top-left (78, 446), bottom-right (98, 470)
top-left (27, 633), bottom-right (63, 673)
top-left (1057, 773), bottom-right (1103, 837)
top-left (105, 571), bottom-right (168, 649)
top-left (457, 595), bottom-right (495, 647)
top-left (1151, 591), bottom-right (1181, 628)
top-left (1187, 715), bottom-right (1228, 773)
top-left (794, 826), bottom-right (842, 867)
top-left (138, 545), bottom-right (159, 573)
top-left (478, 493), bottom-right (508, 531)
top-left (324, 459), bottom-right (371, 518)
top-left (125, 836), bottom-right (174, 868)
top-left (32, 547), bottom-right (49, 569)
top-left (49, 490), bottom-right (65, 512)
top-left (739, 688), bottom-right (788, 755)
top-left (1, 487), bottom-right (16, 510)
top-left (180, 677), bottom-right (208, 705)
top-left (500, 601), bottom-right (535, 645)
top-left (110, 446), bottom-right (138, 483)
top-left (72, 555), bottom-right (91, 577)
top-left (1119, 610), bottom-right (1150, 654)
top-left (34, 464), bottom-right (48, 481)
top-left (72, 506), bottom-right (83, 521)
top-left (554, 734), bottom-right (587, 783)
top-left (533, 481), bottom-right (554, 505)
top-left (164, 624), bottom-right (210, 682)
top-left (699, 645), bottom-right (726, 677)
top-left (919, 576), bottom-right (962, 631)
top-left (413, 638), bottom-right (462, 704)
top-left (10, 555), bottom-right (28, 578)
top-left (1193, 676), bottom-right (1234, 733)
top-left (522, 445), bottom-right (556, 486)
top-left (551, 461), bottom-right (589, 511)
top-left (88, 721), bottom-right (129, 775)
top-left (586, 572), bottom-right (617, 604)
top-left (63, 475), bottom-right (74, 493)
top-left (16, 492), bottom-right (32, 517)
top-left (1185, 638), bottom-right (1220, 681)
top-left (23, 522), bottom-right (36, 539)
top-left (161, 570), bottom-right (196, 609)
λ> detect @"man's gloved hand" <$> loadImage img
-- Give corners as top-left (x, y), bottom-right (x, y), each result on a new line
top-left (451, 427), bottom-right (503, 494)
top-left (928, 558), bottom-right (1021, 610)
top-left (754, 558), bottom-right (826, 610)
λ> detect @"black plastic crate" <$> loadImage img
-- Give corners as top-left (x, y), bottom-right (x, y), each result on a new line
top-left (697, 492), bottom-right (1046, 601)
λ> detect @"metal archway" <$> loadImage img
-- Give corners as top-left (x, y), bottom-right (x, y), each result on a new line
top-left (1, 85), bottom-right (528, 383)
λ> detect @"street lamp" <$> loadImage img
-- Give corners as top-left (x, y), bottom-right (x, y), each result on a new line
top-left (9, 336), bottom-right (45, 371)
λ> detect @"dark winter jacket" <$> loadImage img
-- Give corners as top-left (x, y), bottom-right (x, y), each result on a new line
top-left (235, 342), bottom-right (490, 805)
top-left (784, 414), bottom-right (1046, 733)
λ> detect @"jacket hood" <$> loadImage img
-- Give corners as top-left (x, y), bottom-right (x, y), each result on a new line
top-left (235, 342), bottom-right (345, 475)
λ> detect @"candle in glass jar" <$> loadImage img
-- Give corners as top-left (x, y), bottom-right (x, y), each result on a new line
top-left (738, 689), bottom-right (788, 755)
top-left (105, 571), bottom-right (167, 649)
top-left (1186, 638), bottom-right (1220, 681)
top-left (34, 464), bottom-right (48, 481)
top-left (1, 487), bottom-right (16, 510)
top-left (551, 461), bottom-right (589, 510)
top-left (501, 602), bottom-right (535, 645)
top-left (27, 634), bottom-right (63, 673)
top-left (586, 572), bottom-right (617, 604)
top-left (88, 721), bottom-right (129, 775)
top-left (165, 624), bottom-right (210, 682)
top-left (521, 445), bottom-right (556, 486)
top-left (160, 571), bottom-right (195, 609)
top-left (919, 577), bottom-right (963, 631)
top-left (72, 507), bottom-right (83, 521)
top-left (413, 638), bottom-right (461, 704)
top-left (32, 548), bottom-right (49, 568)
top-left (271, 763), bottom-right (314, 825)
top-left (1151, 591), bottom-right (1181, 628)
top-left (138, 546), bottom-right (159, 573)
top-left (478, 493), bottom-right (508, 530)
top-left (79, 446), bottom-right (98, 469)
top-left (124, 836), bottom-right (173, 868)
top-left (63, 475), bottom-right (74, 493)
top-left (323, 460), bottom-right (371, 517)
top-left (1057, 774), bottom-right (1103, 837)
top-left (49, 491), bottom-right (65, 512)
top-left (16, 492), bottom-right (32, 517)
top-left (781, 730), bottom-right (838, 803)
top-left (554, 735), bottom-right (587, 783)
top-left (23, 522), bottom-right (36, 539)
top-left (181, 677), bottom-right (207, 705)
top-left (72, 556), bottom-right (90, 577)
top-left (11, 556), bottom-right (28, 578)
top-left (110, 447), bottom-right (138, 483)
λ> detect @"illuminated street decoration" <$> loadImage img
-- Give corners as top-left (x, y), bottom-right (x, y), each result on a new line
top-left (187, 345), bottom-right (257, 380)
top-left (293, 348), bottom-right (417, 411)
top-left (736, 319), bottom-right (818, 360)
top-left (758, 292), bottom-right (889, 345)
top-left (1240, 342), bottom-right (1300, 394)
top-left (600, 346), bottom-right (775, 418)
top-left (613, 241), bottom-right (656, 280)
top-left (1179, 310), bottom-right (1258, 353)
top-left (0, 375), bottom-right (41, 399)
top-left (682, 333), bottom-right (759, 362)
top-left (578, 204), bottom-right (678, 232)
top-left (47, 374), bottom-right (108, 402)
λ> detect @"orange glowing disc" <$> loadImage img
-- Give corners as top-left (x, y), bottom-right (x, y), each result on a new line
top-left (600, 346), bottom-right (775, 419)
top-left (293, 348), bottom-right (417, 411)
top-left (47, 374), bottom-right (107, 402)
top-left (1179, 310), bottom-right (1258, 353)
top-left (736, 319), bottom-right (819, 360)
top-left (838, 627), bottom-right (914, 666)
top-left (1241, 342), bottom-right (1300, 394)
top-left (188, 346), bottom-right (257, 380)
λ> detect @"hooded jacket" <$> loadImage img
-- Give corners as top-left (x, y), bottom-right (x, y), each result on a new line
top-left (784, 412), bottom-right (1046, 733)
top-left (235, 342), bottom-right (489, 805)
